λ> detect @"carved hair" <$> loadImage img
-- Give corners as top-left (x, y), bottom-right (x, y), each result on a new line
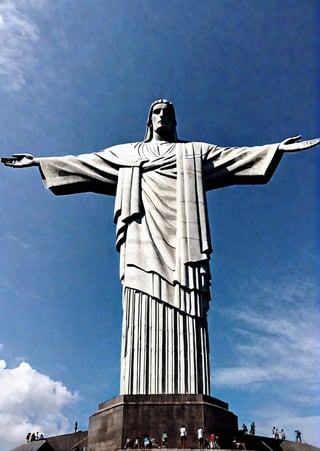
top-left (143, 99), bottom-right (179, 142)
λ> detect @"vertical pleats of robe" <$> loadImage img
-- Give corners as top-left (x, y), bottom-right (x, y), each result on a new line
top-left (120, 287), bottom-right (210, 395)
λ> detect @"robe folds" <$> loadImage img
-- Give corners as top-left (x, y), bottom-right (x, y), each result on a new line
top-left (39, 141), bottom-right (281, 395)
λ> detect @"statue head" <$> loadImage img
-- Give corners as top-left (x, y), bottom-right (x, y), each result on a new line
top-left (144, 99), bottom-right (179, 142)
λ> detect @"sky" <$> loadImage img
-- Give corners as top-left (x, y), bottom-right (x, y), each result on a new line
top-left (0, 0), bottom-right (319, 449)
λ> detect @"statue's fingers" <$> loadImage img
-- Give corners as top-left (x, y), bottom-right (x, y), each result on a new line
top-left (1, 157), bottom-right (15, 166)
top-left (287, 135), bottom-right (302, 144)
top-left (12, 153), bottom-right (33, 159)
top-left (284, 137), bottom-right (320, 152)
top-left (12, 154), bottom-right (23, 158)
top-left (301, 138), bottom-right (320, 148)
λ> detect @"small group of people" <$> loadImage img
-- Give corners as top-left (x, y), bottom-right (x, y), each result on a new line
top-left (207, 432), bottom-right (220, 449)
top-left (26, 432), bottom-right (44, 442)
top-left (193, 426), bottom-right (220, 449)
top-left (272, 427), bottom-right (286, 440)
top-left (124, 426), bottom-right (220, 449)
top-left (241, 422), bottom-right (255, 435)
top-left (124, 431), bottom-right (168, 449)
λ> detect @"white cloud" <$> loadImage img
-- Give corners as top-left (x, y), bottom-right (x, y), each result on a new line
top-left (0, 1), bottom-right (40, 91)
top-left (0, 275), bottom-right (24, 298)
top-left (250, 406), bottom-right (320, 447)
top-left (214, 366), bottom-right (272, 387)
top-left (5, 234), bottom-right (31, 250)
top-left (215, 275), bottom-right (319, 393)
top-left (0, 360), bottom-right (78, 451)
top-left (19, 0), bottom-right (48, 8)
top-left (213, 274), bottom-right (319, 446)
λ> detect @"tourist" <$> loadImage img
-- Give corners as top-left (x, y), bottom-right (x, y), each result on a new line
top-left (180, 425), bottom-right (187, 449)
top-left (124, 436), bottom-right (133, 448)
top-left (143, 434), bottom-right (151, 449)
top-left (161, 430), bottom-right (168, 448)
top-left (133, 437), bottom-right (140, 448)
top-left (197, 426), bottom-right (204, 448)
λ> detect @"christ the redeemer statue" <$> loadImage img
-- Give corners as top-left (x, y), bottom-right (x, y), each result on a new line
top-left (2, 99), bottom-right (319, 396)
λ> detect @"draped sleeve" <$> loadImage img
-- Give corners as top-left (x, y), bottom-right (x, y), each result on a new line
top-left (38, 144), bottom-right (142, 196)
top-left (202, 142), bottom-right (283, 190)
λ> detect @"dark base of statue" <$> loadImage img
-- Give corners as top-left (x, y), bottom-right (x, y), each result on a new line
top-left (88, 394), bottom-right (238, 450)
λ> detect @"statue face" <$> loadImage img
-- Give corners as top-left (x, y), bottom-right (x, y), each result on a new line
top-left (151, 103), bottom-right (175, 135)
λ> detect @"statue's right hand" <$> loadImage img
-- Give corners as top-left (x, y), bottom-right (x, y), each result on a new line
top-left (1, 153), bottom-right (37, 167)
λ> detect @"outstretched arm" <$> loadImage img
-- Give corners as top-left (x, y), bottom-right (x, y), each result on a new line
top-left (204, 134), bottom-right (319, 191)
top-left (279, 135), bottom-right (320, 152)
top-left (1, 153), bottom-right (41, 167)
top-left (1, 148), bottom-right (127, 196)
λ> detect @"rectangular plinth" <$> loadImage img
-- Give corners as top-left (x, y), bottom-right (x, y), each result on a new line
top-left (88, 394), bottom-right (238, 450)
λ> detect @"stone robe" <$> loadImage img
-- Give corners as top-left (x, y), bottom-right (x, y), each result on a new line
top-left (39, 141), bottom-right (281, 395)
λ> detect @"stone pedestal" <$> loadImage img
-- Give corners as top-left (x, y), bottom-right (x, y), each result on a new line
top-left (88, 394), bottom-right (238, 450)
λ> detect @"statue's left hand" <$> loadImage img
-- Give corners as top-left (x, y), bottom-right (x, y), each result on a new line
top-left (279, 135), bottom-right (320, 152)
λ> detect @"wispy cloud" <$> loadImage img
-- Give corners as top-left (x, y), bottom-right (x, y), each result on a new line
top-left (250, 405), bottom-right (320, 447)
top-left (215, 274), bottom-right (318, 390)
top-left (0, 0), bottom-right (41, 91)
top-left (0, 277), bottom-right (23, 298)
top-left (0, 360), bottom-right (79, 450)
top-left (5, 233), bottom-right (31, 250)
top-left (213, 274), bottom-right (319, 445)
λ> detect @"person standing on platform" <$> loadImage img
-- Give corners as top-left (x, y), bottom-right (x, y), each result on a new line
top-left (197, 426), bottom-right (204, 448)
top-left (180, 425), bottom-right (187, 449)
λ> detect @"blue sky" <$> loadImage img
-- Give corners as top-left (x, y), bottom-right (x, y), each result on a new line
top-left (0, 0), bottom-right (319, 449)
